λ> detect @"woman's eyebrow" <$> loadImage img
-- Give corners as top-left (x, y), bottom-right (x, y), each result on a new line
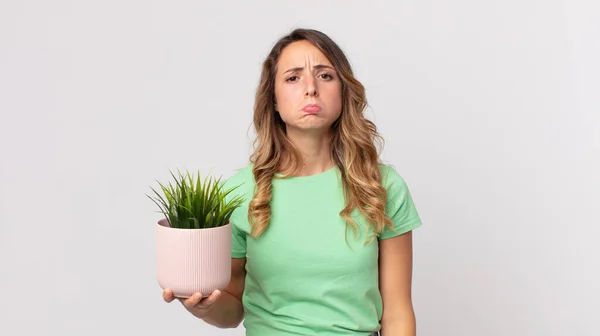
top-left (282, 64), bottom-right (334, 75)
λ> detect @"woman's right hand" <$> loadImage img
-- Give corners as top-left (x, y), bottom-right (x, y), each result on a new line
top-left (163, 288), bottom-right (222, 319)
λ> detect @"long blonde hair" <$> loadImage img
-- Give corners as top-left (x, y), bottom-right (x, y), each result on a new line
top-left (248, 28), bottom-right (392, 242)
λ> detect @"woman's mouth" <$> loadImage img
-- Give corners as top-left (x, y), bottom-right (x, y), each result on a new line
top-left (302, 104), bottom-right (321, 113)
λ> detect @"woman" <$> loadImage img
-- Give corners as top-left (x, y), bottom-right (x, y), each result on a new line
top-left (163, 28), bottom-right (422, 336)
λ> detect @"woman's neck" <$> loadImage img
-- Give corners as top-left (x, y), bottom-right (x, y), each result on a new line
top-left (284, 129), bottom-right (335, 176)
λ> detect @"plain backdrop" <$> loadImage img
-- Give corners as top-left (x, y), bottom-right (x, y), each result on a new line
top-left (1, 1), bottom-right (598, 335)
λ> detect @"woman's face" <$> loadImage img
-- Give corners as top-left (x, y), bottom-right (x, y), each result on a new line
top-left (274, 40), bottom-right (342, 134)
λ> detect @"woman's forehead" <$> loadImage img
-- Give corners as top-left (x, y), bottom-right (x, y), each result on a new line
top-left (277, 41), bottom-right (333, 71)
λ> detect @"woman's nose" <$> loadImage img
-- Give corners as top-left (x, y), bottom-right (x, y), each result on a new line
top-left (304, 77), bottom-right (318, 97)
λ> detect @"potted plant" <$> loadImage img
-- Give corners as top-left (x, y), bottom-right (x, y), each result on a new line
top-left (147, 169), bottom-right (245, 299)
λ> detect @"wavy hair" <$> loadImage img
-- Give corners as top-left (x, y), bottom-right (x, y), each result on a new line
top-left (248, 28), bottom-right (392, 243)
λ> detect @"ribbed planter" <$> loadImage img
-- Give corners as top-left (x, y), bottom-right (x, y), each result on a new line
top-left (156, 218), bottom-right (232, 298)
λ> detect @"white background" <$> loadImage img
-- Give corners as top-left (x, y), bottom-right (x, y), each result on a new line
top-left (1, 1), bottom-right (598, 335)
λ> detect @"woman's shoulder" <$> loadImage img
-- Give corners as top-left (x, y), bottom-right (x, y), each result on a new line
top-left (223, 162), bottom-right (253, 183)
top-left (222, 162), bottom-right (255, 198)
top-left (378, 162), bottom-right (408, 187)
top-left (377, 162), bottom-right (416, 203)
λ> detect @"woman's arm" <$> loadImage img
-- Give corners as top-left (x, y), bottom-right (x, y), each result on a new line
top-left (201, 257), bottom-right (247, 328)
top-left (171, 257), bottom-right (246, 328)
top-left (379, 231), bottom-right (416, 336)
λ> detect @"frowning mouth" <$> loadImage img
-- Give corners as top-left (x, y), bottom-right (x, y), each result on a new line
top-left (302, 104), bottom-right (321, 113)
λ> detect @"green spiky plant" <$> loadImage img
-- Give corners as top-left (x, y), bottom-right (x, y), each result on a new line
top-left (147, 169), bottom-right (245, 229)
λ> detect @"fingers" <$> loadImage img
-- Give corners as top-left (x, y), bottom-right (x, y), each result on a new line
top-left (182, 290), bottom-right (222, 310)
top-left (202, 290), bottom-right (222, 307)
top-left (182, 292), bottom-right (204, 310)
top-left (163, 288), bottom-right (175, 303)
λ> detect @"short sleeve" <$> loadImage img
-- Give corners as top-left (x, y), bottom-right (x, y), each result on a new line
top-left (222, 175), bottom-right (249, 258)
top-left (231, 221), bottom-right (247, 258)
top-left (378, 165), bottom-right (423, 240)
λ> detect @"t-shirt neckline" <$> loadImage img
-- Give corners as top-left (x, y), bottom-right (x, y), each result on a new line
top-left (274, 165), bottom-right (339, 183)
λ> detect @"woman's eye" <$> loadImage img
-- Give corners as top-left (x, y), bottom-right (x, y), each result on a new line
top-left (319, 73), bottom-right (333, 79)
top-left (286, 76), bottom-right (298, 82)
